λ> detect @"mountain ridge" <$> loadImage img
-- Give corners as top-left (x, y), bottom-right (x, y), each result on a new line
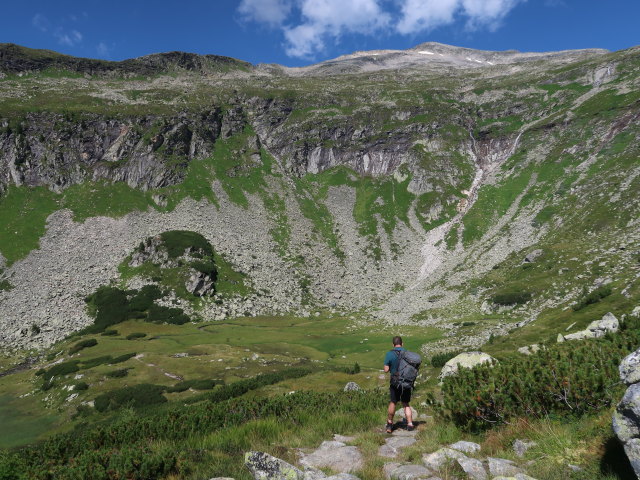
top-left (0, 41), bottom-right (623, 78)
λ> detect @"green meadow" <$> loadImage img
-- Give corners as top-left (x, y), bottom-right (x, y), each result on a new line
top-left (0, 313), bottom-right (443, 448)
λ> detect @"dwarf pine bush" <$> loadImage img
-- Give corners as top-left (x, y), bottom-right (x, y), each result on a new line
top-left (439, 317), bottom-right (640, 430)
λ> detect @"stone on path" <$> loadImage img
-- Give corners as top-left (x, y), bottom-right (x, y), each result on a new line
top-left (449, 441), bottom-right (481, 454)
top-left (422, 447), bottom-right (467, 471)
top-left (387, 464), bottom-right (435, 480)
top-left (378, 436), bottom-right (417, 458)
top-left (487, 458), bottom-right (522, 477)
top-left (333, 434), bottom-right (356, 443)
top-left (457, 456), bottom-right (487, 480)
top-left (299, 441), bottom-right (364, 473)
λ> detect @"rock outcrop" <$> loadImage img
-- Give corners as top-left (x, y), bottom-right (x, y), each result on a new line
top-left (439, 352), bottom-right (496, 379)
top-left (613, 346), bottom-right (640, 476)
top-left (558, 312), bottom-right (619, 342)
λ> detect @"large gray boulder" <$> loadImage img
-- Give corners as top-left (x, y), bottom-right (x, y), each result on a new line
top-left (439, 352), bottom-right (495, 379)
top-left (614, 382), bottom-right (640, 476)
top-left (587, 312), bottom-right (619, 337)
top-left (523, 249), bottom-right (544, 263)
top-left (620, 349), bottom-right (640, 385)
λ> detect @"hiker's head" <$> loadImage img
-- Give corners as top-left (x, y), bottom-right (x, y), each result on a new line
top-left (392, 336), bottom-right (403, 347)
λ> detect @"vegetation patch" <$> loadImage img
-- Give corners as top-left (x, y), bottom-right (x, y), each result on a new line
top-left (439, 317), bottom-right (640, 430)
top-left (1, 389), bottom-right (384, 479)
top-left (166, 379), bottom-right (220, 393)
top-left (105, 368), bottom-right (130, 378)
top-left (491, 291), bottom-right (533, 306)
top-left (83, 284), bottom-right (190, 333)
top-left (572, 285), bottom-right (612, 311)
top-left (430, 352), bottom-right (461, 368)
top-left (94, 383), bottom-right (167, 412)
top-left (68, 338), bottom-right (97, 354)
top-left (126, 332), bottom-right (147, 340)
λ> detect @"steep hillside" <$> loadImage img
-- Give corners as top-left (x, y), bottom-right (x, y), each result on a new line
top-left (0, 43), bottom-right (638, 356)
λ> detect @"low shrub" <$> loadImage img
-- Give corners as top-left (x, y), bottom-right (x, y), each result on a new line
top-left (111, 352), bottom-right (136, 364)
top-left (40, 360), bottom-right (80, 390)
top-left (147, 304), bottom-right (190, 325)
top-left (74, 382), bottom-right (89, 391)
top-left (84, 284), bottom-right (189, 333)
top-left (101, 329), bottom-right (119, 336)
top-left (572, 285), bottom-right (612, 311)
top-left (439, 317), bottom-right (640, 431)
top-left (69, 338), bottom-right (97, 354)
top-left (166, 379), bottom-right (220, 393)
top-left (126, 332), bottom-right (147, 340)
top-left (491, 291), bottom-right (532, 306)
top-left (159, 230), bottom-right (214, 258)
top-left (190, 259), bottom-right (218, 279)
top-left (41, 361), bottom-right (80, 381)
top-left (94, 384), bottom-right (167, 412)
top-left (431, 351), bottom-right (460, 368)
top-left (105, 369), bottom-right (130, 378)
top-left (335, 362), bottom-right (361, 374)
top-left (80, 355), bottom-right (113, 369)
top-left (184, 367), bottom-right (313, 405)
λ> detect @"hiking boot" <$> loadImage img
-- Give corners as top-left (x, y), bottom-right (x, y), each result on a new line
top-left (385, 422), bottom-right (393, 433)
top-left (406, 424), bottom-right (415, 432)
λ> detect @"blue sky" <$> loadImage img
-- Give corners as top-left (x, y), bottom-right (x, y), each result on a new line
top-left (0, 1), bottom-right (638, 67)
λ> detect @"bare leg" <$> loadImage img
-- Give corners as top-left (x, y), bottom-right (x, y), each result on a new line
top-left (387, 402), bottom-right (396, 424)
top-left (403, 403), bottom-right (413, 426)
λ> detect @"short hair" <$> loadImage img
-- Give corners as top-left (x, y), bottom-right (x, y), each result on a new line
top-left (392, 336), bottom-right (402, 346)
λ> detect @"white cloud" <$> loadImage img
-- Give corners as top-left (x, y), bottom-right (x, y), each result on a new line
top-left (283, 0), bottom-right (390, 58)
top-left (55, 29), bottom-right (83, 47)
top-left (32, 13), bottom-right (50, 32)
top-left (397, 0), bottom-right (459, 35)
top-left (237, 0), bottom-right (523, 59)
top-left (397, 0), bottom-right (524, 34)
top-left (97, 42), bottom-right (111, 57)
top-left (238, 0), bottom-right (293, 26)
top-left (461, 0), bottom-right (523, 30)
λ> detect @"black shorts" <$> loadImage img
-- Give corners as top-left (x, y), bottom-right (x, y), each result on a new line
top-left (389, 385), bottom-right (412, 404)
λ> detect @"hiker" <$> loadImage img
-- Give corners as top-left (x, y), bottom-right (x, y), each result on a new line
top-left (384, 336), bottom-right (415, 433)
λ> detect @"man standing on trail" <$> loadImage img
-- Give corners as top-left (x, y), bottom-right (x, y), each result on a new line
top-left (383, 336), bottom-right (414, 433)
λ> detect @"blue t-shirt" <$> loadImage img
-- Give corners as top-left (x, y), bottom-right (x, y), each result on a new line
top-left (384, 347), bottom-right (406, 375)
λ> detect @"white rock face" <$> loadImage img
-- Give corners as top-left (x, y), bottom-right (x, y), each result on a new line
top-left (439, 352), bottom-right (495, 379)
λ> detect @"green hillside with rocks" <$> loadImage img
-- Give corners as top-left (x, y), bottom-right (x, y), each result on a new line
top-left (0, 42), bottom-right (638, 480)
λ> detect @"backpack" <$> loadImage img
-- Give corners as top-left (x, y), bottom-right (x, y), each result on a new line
top-left (391, 350), bottom-right (422, 390)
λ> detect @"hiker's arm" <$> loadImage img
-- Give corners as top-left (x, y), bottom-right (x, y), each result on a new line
top-left (383, 365), bottom-right (390, 373)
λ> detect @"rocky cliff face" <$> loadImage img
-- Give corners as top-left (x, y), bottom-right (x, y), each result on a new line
top-left (0, 43), bottom-right (638, 351)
